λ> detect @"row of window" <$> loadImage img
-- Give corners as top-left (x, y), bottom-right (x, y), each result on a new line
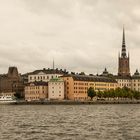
top-left (133, 80), bottom-right (140, 82)
top-left (26, 91), bottom-right (46, 94)
top-left (51, 94), bottom-right (62, 97)
top-left (74, 91), bottom-right (87, 94)
top-left (26, 86), bottom-right (46, 90)
top-left (119, 84), bottom-right (131, 87)
top-left (118, 80), bottom-right (131, 82)
top-left (51, 87), bottom-right (62, 89)
top-left (74, 83), bottom-right (88, 86)
top-left (29, 75), bottom-right (59, 80)
top-left (133, 84), bottom-right (140, 86)
top-left (50, 82), bottom-right (64, 85)
top-left (74, 87), bottom-right (88, 90)
top-left (73, 83), bottom-right (116, 87)
top-left (51, 91), bottom-right (62, 93)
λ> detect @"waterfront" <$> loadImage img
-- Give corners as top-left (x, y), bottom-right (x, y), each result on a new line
top-left (0, 105), bottom-right (140, 140)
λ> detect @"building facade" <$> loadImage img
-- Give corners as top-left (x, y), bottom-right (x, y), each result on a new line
top-left (62, 75), bottom-right (118, 101)
top-left (25, 81), bottom-right (48, 101)
top-left (0, 67), bottom-right (24, 96)
top-left (28, 68), bottom-right (67, 83)
top-left (131, 70), bottom-right (140, 92)
top-left (115, 77), bottom-right (132, 89)
top-left (48, 78), bottom-right (64, 100)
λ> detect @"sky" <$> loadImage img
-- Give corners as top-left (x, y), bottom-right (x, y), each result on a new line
top-left (0, 0), bottom-right (140, 75)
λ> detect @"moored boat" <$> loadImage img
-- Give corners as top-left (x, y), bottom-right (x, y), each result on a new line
top-left (0, 95), bottom-right (17, 104)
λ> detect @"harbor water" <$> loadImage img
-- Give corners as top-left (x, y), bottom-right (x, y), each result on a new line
top-left (0, 104), bottom-right (140, 140)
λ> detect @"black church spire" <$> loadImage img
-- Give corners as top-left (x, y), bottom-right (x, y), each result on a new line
top-left (121, 28), bottom-right (127, 58)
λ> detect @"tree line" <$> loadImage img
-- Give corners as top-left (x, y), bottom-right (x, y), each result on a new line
top-left (87, 87), bottom-right (140, 100)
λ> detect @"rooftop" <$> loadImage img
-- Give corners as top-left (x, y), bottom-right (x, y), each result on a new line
top-left (26, 81), bottom-right (48, 86)
top-left (62, 74), bottom-right (117, 83)
top-left (27, 68), bottom-right (68, 75)
top-left (49, 78), bottom-right (64, 82)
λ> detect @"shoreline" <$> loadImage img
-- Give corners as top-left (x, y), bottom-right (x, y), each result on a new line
top-left (10, 100), bottom-right (140, 105)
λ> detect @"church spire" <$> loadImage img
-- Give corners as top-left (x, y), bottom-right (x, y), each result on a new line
top-left (121, 27), bottom-right (127, 58)
top-left (118, 27), bottom-right (130, 76)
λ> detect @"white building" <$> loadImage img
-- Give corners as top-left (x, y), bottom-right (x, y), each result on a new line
top-left (48, 78), bottom-right (64, 100)
top-left (28, 68), bottom-right (67, 83)
top-left (116, 77), bottom-right (131, 89)
top-left (101, 68), bottom-right (140, 92)
top-left (115, 70), bottom-right (140, 92)
top-left (131, 70), bottom-right (140, 92)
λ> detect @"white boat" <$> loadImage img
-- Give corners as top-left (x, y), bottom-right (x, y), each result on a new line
top-left (0, 95), bottom-right (17, 104)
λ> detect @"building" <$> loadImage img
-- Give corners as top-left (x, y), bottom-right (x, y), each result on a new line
top-left (115, 76), bottom-right (132, 89)
top-left (114, 28), bottom-right (132, 89)
top-left (62, 74), bottom-right (118, 101)
top-left (48, 78), bottom-right (64, 100)
top-left (131, 70), bottom-right (140, 92)
top-left (0, 67), bottom-right (24, 97)
top-left (28, 68), bottom-right (67, 83)
top-left (25, 81), bottom-right (48, 101)
top-left (118, 28), bottom-right (130, 77)
top-left (114, 28), bottom-right (140, 92)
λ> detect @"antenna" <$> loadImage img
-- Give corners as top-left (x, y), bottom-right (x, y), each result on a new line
top-left (53, 58), bottom-right (55, 70)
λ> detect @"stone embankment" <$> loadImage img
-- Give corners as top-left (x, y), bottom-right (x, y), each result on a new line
top-left (14, 100), bottom-right (140, 105)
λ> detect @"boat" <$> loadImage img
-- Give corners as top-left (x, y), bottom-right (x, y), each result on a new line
top-left (0, 95), bottom-right (17, 104)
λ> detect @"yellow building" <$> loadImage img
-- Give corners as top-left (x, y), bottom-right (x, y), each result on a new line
top-left (62, 75), bottom-right (118, 101)
top-left (25, 81), bottom-right (48, 101)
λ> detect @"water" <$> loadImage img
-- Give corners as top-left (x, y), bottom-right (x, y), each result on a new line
top-left (0, 105), bottom-right (140, 140)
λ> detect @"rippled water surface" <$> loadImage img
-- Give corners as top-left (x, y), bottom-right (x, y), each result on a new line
top-left (0, 104), bottom-right (140, 140)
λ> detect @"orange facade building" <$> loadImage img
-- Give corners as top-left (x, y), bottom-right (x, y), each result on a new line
top-left (62, 75), bottom-right (118, 101)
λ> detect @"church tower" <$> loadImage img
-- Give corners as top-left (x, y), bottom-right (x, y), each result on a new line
top-left (118, 28), bottom-right (130, 76)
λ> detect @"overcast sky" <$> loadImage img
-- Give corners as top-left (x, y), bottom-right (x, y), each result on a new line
top-left (0, 0), bottom-right (140, 75)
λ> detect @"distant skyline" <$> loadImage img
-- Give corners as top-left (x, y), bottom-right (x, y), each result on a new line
top-left (0, 0), bottom-right (140, 75)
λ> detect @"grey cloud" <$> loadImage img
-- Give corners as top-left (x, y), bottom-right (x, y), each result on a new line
top-left (0, 0), bottom-right (139, 75)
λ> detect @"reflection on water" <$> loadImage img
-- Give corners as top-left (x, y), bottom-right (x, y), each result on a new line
top-left (0, 104), bottom-right (140, 140)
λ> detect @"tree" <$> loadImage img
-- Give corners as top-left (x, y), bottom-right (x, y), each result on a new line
top-left (79, 72), bottom-right (85, 75)
top-left (87, 87), bottom-right (96, 100)
top-left (14, 92), bottom-right (23, 99)
top-left (96, 90), bottom-right (102, 99)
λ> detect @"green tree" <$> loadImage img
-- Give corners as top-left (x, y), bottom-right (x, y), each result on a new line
top-left (96, 90), bottom-right (102, 99)
top-left (87, 87), bottom-right (96, 100)
top-left (14, 92), bottom-right (22, 99)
